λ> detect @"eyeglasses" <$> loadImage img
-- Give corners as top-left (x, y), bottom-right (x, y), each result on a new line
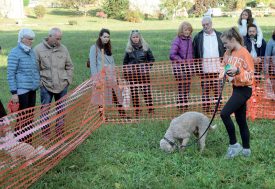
top-left (131, 30), bottom-right (139, 33)
top-left (24, 37), bottom-right (34, 41)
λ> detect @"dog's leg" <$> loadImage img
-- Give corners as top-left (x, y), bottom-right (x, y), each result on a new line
top-left (198, 133), bottom-right (207, 153)
top-left (179, 137), bottom-right (190, 152)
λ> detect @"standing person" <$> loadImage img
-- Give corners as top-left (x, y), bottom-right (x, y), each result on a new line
top-left (219, 27), bottom-right (254, 158)
top-left (264, 29), bottom-right (275, 95)
top-left (34, 27), bottom-right (74, 139)
top-left (90, 28), bottom-right (126, 119)
top-left (169, 21), bottom-right (194, 111)
top-left (123, 30), bottom-right (155, 117)
top-left (0, 47), bottom-right (6, 120)
top-left (238, 9), bottom-right (263, 48)
top-left (193, 16), bottom-right (225, 113)
top-left (7, 28), bottom-right (40, 143)
top-left (244, 24), bottom-right (266, 83)
top-left (0, 100), bottom-right (7, 119)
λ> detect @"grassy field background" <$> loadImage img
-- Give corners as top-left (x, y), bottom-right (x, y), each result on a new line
top-left (31, 119), bottom-right (274, 189)
top-left (0, 8), bottom-right (274, 188)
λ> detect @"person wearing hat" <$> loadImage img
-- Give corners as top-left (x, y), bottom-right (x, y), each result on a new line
top-left (7, 28), bottom-right (40, 143)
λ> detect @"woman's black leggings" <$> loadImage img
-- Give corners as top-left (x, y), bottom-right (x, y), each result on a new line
top-left (220, 86), bottom-right (252, 149)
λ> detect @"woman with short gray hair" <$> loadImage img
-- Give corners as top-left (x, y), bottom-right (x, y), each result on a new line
top-left (7, 28), bottom-right (40, 143)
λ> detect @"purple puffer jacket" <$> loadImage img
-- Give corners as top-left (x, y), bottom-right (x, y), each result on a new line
top-left (170, 36), bottom-right (193, 62)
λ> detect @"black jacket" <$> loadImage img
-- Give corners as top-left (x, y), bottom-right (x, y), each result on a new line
top-left (123, 46), bottom-right (155, 65)
top-left (243, 36), bottom-right (266, 57)
top-left (193, 30), bottom-right (225, 59)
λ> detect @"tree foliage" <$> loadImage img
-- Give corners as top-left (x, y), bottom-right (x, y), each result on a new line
top-left (236, 0), bottom-right (246, 10)
top-left (34, 5), bottom-right (46, 18)
top-left (58, 0), bottom-right (96, 15)
top-left (193, 0), bottom-right (219, 17)
top-left (102, 0), bottom-right (129, 20)
top-left (160, 0), bottom-right (194, 18)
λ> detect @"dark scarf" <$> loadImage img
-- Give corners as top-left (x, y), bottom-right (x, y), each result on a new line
top-left (132, 42), bottom-right (142, 50)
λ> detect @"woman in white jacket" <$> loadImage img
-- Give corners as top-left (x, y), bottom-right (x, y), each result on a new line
top-left (238, 9), bottom-right (263, 48)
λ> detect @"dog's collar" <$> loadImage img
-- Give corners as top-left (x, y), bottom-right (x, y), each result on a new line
top-left (163, 137), bottom-right (177, 147)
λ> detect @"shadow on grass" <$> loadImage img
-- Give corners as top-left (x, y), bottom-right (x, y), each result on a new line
top-left (49, 9), bottom-right (79, 16)
top-left (26, 15), bottom-right (36, 19)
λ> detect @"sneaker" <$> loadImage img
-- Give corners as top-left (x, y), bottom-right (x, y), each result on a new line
top-left (242, 148), bottom-right (251, 157)
top-left (225, 143), bottom-right (243, 159)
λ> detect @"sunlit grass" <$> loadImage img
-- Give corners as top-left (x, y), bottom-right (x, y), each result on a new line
top-left (31, 119), bottom-right (275, 189)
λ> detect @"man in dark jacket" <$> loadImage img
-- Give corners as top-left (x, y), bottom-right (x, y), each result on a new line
top-left (244, 24), bottom-right (266, 82)
top-left (193, 16), bottom-right (225, 113)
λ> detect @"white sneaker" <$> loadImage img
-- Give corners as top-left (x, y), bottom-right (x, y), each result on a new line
top-left (225, 143), bottom-right (243, 159)
top-left (242, 148), bottom-right (251, 157)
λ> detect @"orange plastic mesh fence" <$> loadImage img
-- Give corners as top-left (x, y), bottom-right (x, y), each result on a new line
top-left (0, 57), bottom-right (274, 188)
top-left (0, 77), bottom-right (103, 188)
top-left (246, 56), bottom-right (275, 120)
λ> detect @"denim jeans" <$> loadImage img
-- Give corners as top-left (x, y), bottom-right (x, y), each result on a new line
top-left (40, 86), bottom-right (68, 139)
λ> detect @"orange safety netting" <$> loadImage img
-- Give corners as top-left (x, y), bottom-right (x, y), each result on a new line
top-left (0, 57), bottom-right (274, 188)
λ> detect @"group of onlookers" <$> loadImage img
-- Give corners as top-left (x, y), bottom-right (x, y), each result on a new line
top-left (0, 8), bottom-right (274, 158)
top-left (0, 28), bottom-right (74, 143)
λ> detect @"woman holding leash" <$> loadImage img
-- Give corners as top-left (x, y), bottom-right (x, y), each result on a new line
top-left (219, 27), bottom-right (254, 158)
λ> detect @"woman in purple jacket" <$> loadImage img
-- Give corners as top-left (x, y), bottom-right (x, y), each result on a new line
top-left (169, 21), bottom-right (194, 111)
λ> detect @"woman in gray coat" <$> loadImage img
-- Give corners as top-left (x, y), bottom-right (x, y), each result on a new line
top-left (89, 28), bottom-right (126, 118)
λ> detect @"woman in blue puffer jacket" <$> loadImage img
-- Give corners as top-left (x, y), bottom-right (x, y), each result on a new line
top-left (7, 28), bottom-right (40, 143)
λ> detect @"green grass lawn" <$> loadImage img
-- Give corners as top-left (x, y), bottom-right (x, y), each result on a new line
top-left (0, 8), bottom-right (274, 189)
top-left (31, 119), bottom-right (275, 189)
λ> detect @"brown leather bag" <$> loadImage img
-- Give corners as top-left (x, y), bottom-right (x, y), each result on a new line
top-left (86, 58), bottom-right (90, 68)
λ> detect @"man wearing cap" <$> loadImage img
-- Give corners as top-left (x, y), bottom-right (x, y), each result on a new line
top-left (7, 28), bottom-right (40, 143)
top-left (34, 27), bottom-right (74, 139)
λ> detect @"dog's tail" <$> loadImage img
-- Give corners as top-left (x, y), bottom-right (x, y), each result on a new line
top-left (210, 124), bottom-right (217, 130)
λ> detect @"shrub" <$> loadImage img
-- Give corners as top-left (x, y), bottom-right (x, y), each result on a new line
top-left (158, 13), bottom-right (166, 20)
top-left (96, 11), bottom-right (107, 19)
top-left (33, 5), bottom-right (46, 18)
top-left (124, 10), bottom-right (142, 23)
top-left (68, 20), bottom-right (77, 25)
top-left (103, 0), bottom-right (129, 20)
